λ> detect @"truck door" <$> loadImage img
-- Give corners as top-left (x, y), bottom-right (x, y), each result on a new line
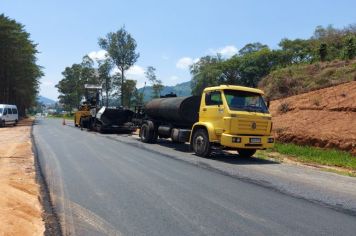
top-left (200, 91), bottom-right (225, 136)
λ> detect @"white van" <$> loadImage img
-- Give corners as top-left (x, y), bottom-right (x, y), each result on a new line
top-left (0, 104), bottom-right (19, 127)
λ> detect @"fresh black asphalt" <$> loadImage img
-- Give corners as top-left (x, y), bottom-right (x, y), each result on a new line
top-left (33, 118), bottom-right (356, 236)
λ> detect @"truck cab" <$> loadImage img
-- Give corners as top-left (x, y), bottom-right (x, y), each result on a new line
top-left (191, 85), bottom-right (274, 157)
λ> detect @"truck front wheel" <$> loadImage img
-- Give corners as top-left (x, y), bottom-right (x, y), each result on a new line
top-left (237, 149), bottom-right (256, 158)
top-left (192, 129), bottom-right (211, 157)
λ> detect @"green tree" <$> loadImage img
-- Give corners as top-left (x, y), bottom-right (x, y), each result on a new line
top-left (343, 35), bottom-right (356, 60)
top-left (312, 25), bottom-right (348, 60)
top-left (121, 79), bottom-right (137, 108)
top-left (238, 48), bottom-right (277, 87)
top-left (319, 43), bottom-right (328, 61)
top-left (131, 88), bottom-right (144, 106)
top-left (97, 59), bottom-right (113, 106)
top-left (0, 14), bottom-right (43, 116)
top-left (190, 49), bottom-right (278, 94)
top-left (56, 56), bottom-right (98, 111)
top-left (99, 27), bottom-right (139, 105)
top-left (145, 66), bottom-right (164, 98)
top-left (278, 38), bottom-right (314, 63)
top-left (190, 55), bottom-right (224, 95)
top-left (239, 42), bottom-right (268, 55)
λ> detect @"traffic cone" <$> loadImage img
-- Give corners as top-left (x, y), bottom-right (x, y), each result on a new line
top-left (62, 118), bottom-right (66, 125)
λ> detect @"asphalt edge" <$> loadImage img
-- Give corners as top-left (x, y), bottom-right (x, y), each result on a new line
top-left (31, 119), bottom-right (63, 236)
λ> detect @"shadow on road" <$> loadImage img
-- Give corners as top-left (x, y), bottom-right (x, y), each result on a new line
top-left (208, 152), bottom-right (279, 165)
top-left (63, 128), bottom-right (278, 166)
top-left (155, 139), bottom-right (279, 165)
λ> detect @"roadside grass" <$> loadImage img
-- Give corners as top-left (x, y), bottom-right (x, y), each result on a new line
top-left (256, 142), bottom-right (356, 175)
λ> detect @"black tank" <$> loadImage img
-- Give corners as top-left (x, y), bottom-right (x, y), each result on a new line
top-left (145, 96), bottom-right (201, 127)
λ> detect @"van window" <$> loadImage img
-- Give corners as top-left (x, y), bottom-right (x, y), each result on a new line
top-left (3, 109), bottom-right (7, 115)
top-left (12, 108), bottom-right (18, 114)
top-left (7, 108), bottom-right (13, 115)
top-left (205, 91), bottom-right (223, 106)
top-left (0, 108), bottom-right (3, 114)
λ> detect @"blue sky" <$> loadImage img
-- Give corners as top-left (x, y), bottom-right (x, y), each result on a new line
top-left (1, 0), bottom-right (356, 100)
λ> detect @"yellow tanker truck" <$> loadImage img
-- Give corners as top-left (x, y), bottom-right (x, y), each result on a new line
top-left (139, 85), bottom-right (274, 157)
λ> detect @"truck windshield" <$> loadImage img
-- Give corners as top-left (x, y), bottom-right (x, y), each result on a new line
top-left (224, 89), bottom-right (269, 113)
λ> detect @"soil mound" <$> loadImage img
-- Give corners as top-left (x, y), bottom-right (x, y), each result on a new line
top-left (270, 81), bottom-right (356, 155)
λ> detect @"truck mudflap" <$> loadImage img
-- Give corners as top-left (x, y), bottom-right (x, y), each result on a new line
top-left (220, 133), bottom-right (274, 149)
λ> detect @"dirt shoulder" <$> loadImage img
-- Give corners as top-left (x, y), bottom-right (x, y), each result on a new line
top-left (270, 81), bottom-right (356, 155)
top-left (0, 118), bottom-right (44, 235)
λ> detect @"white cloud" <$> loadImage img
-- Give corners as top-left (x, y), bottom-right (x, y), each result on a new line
top-left (112, 65), bottom-right (146, 88)
top-left (42, 80), bottom-right (54, 87)
top-left (88, 50), bottom-right (107, 61)
top-left (209, 45), bottom-right (238, 58)
top-left (127, 65), bottom-right (145, 76)
top-left (112, 65), bottom-right (145, 76)
top-left (176, 57), bottom-right (199, 70)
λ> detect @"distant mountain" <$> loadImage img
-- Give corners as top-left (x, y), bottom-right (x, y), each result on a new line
top-left (138, 81), bottom-right (192, 101)
top-left (38, 95), bottom-right (56, 105)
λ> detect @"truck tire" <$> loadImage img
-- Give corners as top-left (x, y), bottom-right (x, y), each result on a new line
top-left (80, 118), bottom-right (84, 130)
top-left (192, 129), bottom-right (211, 157)
top-left (140, 122), bottom-right (158, 143)
top-left (94, 120), bottom-right (104, 133)
top-left (237, 149), bottom-right (256, 158)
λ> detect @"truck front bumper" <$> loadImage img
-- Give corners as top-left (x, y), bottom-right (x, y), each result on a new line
top-left (220, 133), bottom-right (274, 149)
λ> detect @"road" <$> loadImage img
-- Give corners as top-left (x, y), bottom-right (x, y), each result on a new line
top-left (33, 118), bottom-right (356, 236)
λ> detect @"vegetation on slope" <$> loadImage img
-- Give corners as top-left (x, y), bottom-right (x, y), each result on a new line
top-left (259, 59), bottom-right (356, 100)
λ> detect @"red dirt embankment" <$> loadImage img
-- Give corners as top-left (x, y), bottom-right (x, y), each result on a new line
top-left (270, 81), bottom-right (356, 155)
top-left (0, 118), bottom-right (45, 235)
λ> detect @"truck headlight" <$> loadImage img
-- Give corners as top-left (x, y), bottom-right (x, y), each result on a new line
top-left (268, 137), bottom-right (274, 143)
top-left (232, 137), bottom-right (241, 143)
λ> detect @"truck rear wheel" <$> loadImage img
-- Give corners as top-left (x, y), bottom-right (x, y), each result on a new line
top-left (140, 123), bottom-right (157, 143)
top-left (192, 129), bottom-right (211, 157)
top-left (237, 149), bottom-right (256, 158)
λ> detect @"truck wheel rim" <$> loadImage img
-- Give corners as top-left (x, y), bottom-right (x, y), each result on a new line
top-left (195, 135), bottom-right (205, 153)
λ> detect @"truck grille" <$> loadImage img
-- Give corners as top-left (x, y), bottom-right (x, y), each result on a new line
top-left (238, 120), bottom-right (268, 132)
top-left (230, 118), bottom-right (270, 135)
